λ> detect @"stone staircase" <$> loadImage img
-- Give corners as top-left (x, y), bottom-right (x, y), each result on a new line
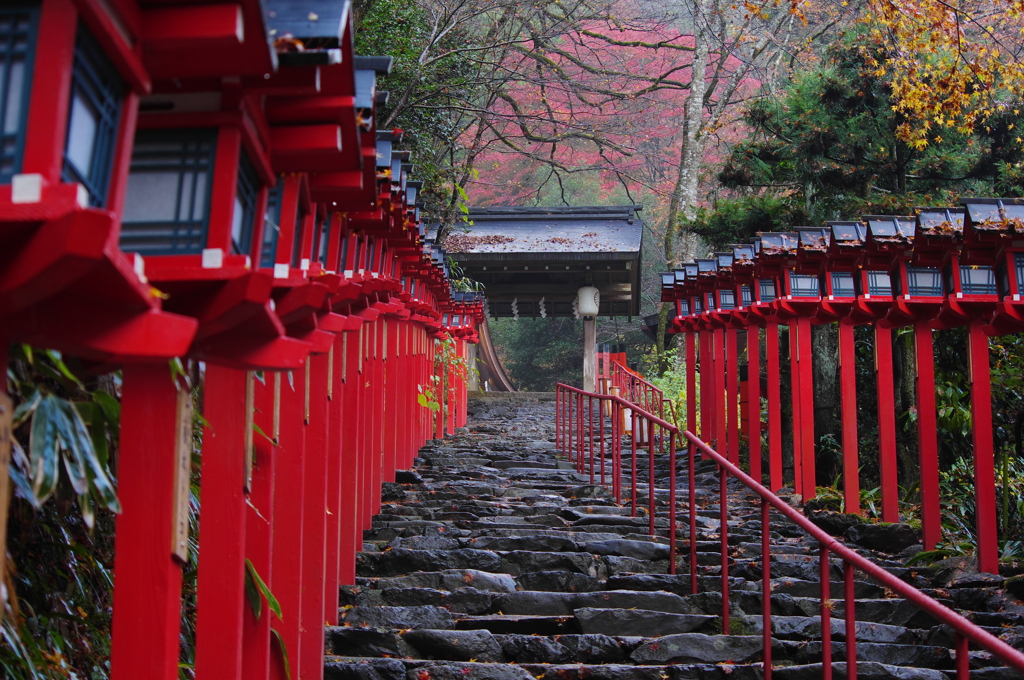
top-left (324, 392), bottom-right (1024, 680)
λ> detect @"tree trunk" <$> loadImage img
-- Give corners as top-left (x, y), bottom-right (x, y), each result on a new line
top-left (656, 32), bottom-right (710, 374)
top-left (812, 323), bottom-right (840, 484)
top-left (894, 328), bottom-right (919, 480)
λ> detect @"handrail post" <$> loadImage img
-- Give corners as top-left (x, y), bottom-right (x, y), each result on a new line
top-left (588, 395), bottom-right (595, 484)
top-left (689, 437), bottom-right (698, 595)
top-left (761, 498), bottom-right (772, 679)
top-left (668, 432), bottom-right (677, 575)
top-left (820, 545), bottom-right (832, 680)
top-left (599, 397), bottom-right (606, 487)
top-left (720, 466), bottom-right (730, 633)
top-left (844, 561), bottom-right (856, 679)
top-left (631, 410), bottom-right (639, 517)
top-left (648, 421), bottom-right (656, 535)
top-left (577, 392), bottom-right (584, 473)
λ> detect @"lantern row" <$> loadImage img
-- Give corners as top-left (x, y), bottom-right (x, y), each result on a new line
top-left (0, 2), bottom-right (484, 680)
top-left (659, 198), bottom-right (1024, 575)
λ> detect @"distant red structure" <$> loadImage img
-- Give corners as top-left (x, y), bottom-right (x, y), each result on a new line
top-left (0, 2), bottom-right (481, 678)
top-left (662, 200), bottom-right (1024, 575)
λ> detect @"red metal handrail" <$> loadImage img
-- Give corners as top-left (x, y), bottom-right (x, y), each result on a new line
top-left (556, 383), bottom-right (678, 572)
top-left (556, 381), bottom-right (1024, 678)
top-left (684, 431), bottom-right (1024, 679)
top-left (609, 359), bottom-right (664, 421)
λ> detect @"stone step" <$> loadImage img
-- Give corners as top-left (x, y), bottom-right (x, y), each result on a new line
top-left (331, 393), bottom-right (1024, 680)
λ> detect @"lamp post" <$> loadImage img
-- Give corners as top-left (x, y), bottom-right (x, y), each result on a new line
top-left (578, 285), bottom-right (600, 392)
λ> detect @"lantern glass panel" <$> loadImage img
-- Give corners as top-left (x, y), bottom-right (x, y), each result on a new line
top-left (718, 289), bottom-right (735, 310)
top-left (290, 200), bottom-right (308, 268)
top-left (679, 299), bottom-right (690, 316)
top-left (831, 272), bottom-right (855, 297)
top-left (121, 129), bottom-right (217, 255)
top-left (231, 151), bottom-right (259, 256)
top-left (758, 278), bottom-right (776, 302)
top-left (0, 5), bottom-right (36, 183)
top-left (960, 265), bottom-right (997, 295)
top-left (707, 292), bottom-right (715, 309)
top-left (62, 26), bottom-right (123, 208)
top-left (906, 266), bottom-right (943, 296)
top-left (260, 179), bottom-right (282, 268)
top-left (693, 296), bottom-right (703, 313)
top-left (867, 271), bottom-right (892, 296)
top-left (827, 272), bottom-right (851, 296)
top-left (997, 261), bottom-right (1009, 298)
top-left (1016, 254), bottom-right (1024, 294)
top-left (790, 274), bottom-right (820, 297)
top-left (741, 284), bottom-right (752, 306)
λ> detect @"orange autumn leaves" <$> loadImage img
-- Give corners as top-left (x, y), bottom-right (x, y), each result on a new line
top-left (862, 0), bottom-right (1024, 148)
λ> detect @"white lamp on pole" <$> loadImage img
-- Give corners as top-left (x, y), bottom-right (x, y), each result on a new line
top-left (577, 285), bottom-right (600, 318)
top-left (578, 286), bottom-right (600, 391)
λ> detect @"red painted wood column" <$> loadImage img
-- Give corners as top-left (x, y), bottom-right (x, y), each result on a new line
top-left (765, 319), bottom-right (783, 492)
top-left (686, 330), bottom-right (698, 439)
top-left (300, 354), bottom-right (330, 679)
top-left (838, 319), bottom-right (861, 514)
top-left (459, 340), bottom-right (469, 427)
top-left (325, 340), bottom-right (344, 624)
top-left (371, 321), bottom-right (385, 513)
top-left (788, 322), bottom-right (804, 497)
top-left (243, 374), bottom-right (277, 680)
top-left (360, 324), bottom-right (374, 531)
top-left (698, 330), bottom-right (710, 442)
top-left (269, 364), bottom-right (306, 680)
top-left (874, 325), bottom-right (899, 523)
top-left (968, 320), bottom-right (999, 574)
top-left (796, 317), bottom-right (816, 499)
top-left (914, 321), bottom-right (941, 550)
top-left (383, 320), bottom-right (397, 482)
top-left (726, 327), bottom-right (740, 466)
top-left (339, 332), bottom-right (363, 585)
top-left (195, 365), bottom-right (248, 680)
top-left (715, 327), bottom-right (727, 452)
top-left (746, 327), bottom-right (762, 483)
top-left (396, 323), bottom-right (409, 469)
top-left (109, 364), bottom-right (187, 680)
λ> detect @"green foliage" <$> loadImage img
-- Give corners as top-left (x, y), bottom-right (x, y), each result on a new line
top-left (353, 0), bottom-right (479, 216)
top-left (683, 195), bottom-right (811, 251)
top-left (489, 318), bottom-right (584, 392)
top-left (447, 257), bottom-right (484, 293)
top-left (244, 559), bottom-right (282, 622)
top-left (2, 488), bottom-right (117, 679)
top-left (716, 31), bottom-right (1024, 224)
top-left (418, 334), bottom-right (470, 415)
top-left (935, 453), bottom-right (1024, 560)
top-left (6, 347), bottom-right (121, 528)
top-left (644, 348), bottom-right (689, 429)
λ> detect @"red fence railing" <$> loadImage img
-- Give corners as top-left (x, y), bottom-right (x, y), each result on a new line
top-left (555, 384), bottom-right (678, 572)
top-left (607, 360), bottom-right (663, 420)
top-left (555, 382), bottom-right (1024, 678)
